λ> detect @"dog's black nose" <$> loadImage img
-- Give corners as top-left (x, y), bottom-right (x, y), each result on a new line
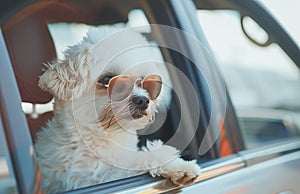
top-left (132, 96), bottom-right (149, 110)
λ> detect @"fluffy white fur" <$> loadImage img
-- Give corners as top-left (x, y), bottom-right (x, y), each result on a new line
top-left (35, 27), bottom-right (201, 193)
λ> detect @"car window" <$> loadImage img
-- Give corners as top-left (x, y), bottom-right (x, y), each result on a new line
top-left (197, 10), bottom-right (300, 148)
top-left (12, 5), bottom-right (205, 192)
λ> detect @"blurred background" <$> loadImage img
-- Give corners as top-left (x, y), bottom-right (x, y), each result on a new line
top-left (197, 0), bottom-right (300, 147)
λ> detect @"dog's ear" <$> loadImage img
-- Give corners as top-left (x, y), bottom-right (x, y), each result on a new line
top-left (38, 51), bottom-right (90, 100)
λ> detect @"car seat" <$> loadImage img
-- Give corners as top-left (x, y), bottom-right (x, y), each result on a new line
top-left (2, 1), bottom-right (85, 140)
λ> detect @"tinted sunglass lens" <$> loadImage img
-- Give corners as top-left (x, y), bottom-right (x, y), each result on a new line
top-left (108, 76), bottom-right (134, 101)
top-left (142, 75), bottom-right (162, 100)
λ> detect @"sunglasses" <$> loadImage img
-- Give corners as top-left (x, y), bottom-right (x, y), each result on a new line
top-left (104, 75), bottom-right (162, 102)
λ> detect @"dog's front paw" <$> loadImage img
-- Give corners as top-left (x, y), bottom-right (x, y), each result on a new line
top-left (163, 158), bottom-right (201, 186)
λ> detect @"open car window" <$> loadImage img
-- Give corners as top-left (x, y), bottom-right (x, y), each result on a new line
top-left (1, 1), bottom-right (213, 192)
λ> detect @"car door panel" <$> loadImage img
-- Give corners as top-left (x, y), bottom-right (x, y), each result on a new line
top-left (183, 140), bottom-right (300, 194)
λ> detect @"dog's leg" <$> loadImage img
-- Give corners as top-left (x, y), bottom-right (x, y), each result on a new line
top-left (152, 157), bottom-right (200, 185)
top-left (137, 140), bottom-right (201, 185)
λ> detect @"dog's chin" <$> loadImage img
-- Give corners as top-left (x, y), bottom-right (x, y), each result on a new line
top-left (132, 114), bottom-right (144, 120)
top-left (99, 108), bottom-right (155, 131)
top-left (122, 109), bottom-right (156, 131)
top-left (121, 111), bottom-right (154, 131)
top-left (99, 98), bottom-right (157, 131)
top-left (131, 110), bottom-right (148, 119)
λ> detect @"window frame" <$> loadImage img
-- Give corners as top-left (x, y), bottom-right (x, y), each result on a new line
top-left (0, 111), bottom-right (18, 193)
top-left (0, 29), bottom-right (40, 194)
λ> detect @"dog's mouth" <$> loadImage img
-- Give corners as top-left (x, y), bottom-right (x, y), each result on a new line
top-left (99, 99), bottom-right (152, 130)
top-left (131, 110), bottom-right (147, 119)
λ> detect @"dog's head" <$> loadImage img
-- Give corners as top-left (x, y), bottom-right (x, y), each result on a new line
top-left (39, 27), bottom-right (171, 131)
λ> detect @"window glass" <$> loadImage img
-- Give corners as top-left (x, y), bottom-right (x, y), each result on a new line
top-left (197, 10), bottom-right (300, 148)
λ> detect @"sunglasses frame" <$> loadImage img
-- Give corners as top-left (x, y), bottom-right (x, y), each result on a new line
top-left (105, 74), bottom-right (162, 102)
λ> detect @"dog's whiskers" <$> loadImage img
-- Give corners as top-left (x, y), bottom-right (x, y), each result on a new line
top-left (98, 101), bottom-right (133, 130)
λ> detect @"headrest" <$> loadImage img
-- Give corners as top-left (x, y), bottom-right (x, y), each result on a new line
top-left (2, 1), bottom-right (85, 103)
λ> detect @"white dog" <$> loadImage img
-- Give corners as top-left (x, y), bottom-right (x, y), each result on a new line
top-left (35, 27), bottom-right (201, 193)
